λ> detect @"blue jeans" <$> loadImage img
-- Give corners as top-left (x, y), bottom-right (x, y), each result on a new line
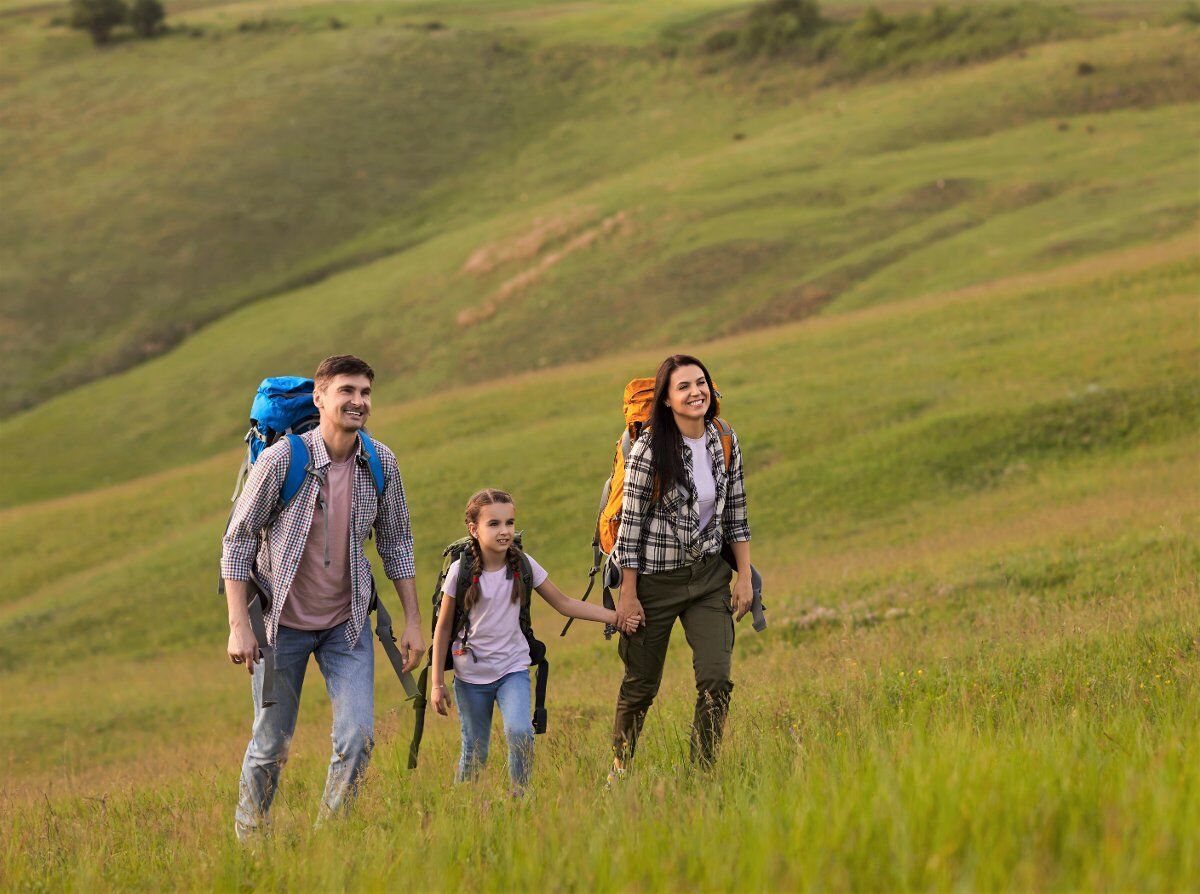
top-left (235, 615), bottom-right (374, 838)
top-left (453, 669), bottom-right (534, 790)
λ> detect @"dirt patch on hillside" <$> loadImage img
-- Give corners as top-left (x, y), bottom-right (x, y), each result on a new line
top-left (457, 210), bottom-right (633, 327)
top-left (461, 207), bottom-right (598, 276)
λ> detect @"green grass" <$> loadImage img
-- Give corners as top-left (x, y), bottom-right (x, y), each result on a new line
top-left (2, 1), bottom-right (1198, 888)
top-left (2, 240), bottom-right (1197, 886)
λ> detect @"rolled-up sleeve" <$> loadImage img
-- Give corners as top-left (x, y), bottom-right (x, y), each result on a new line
top-left (722, 431), bottom-right (751, 543)
top-left (221, 446), bottom-right (285, 581)
top-left (375, 447), bottom-right (415, 580)
top-left (615, 437), bottom-right (653, 571)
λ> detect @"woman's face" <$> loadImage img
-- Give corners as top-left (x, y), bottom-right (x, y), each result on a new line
top-left (469, 501), bottom-right (516, 557)
top-left (664, 364), bottom-right (710, 425)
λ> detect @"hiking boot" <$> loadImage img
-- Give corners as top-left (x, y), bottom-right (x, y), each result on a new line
top-left (605, 758), bottom-right (628, 789)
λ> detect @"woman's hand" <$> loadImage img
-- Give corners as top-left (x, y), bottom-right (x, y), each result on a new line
top-left (430, 683), bottom-right (452, 716)
top-left (731, 574), bottom-right (754, 621)
top-left (616, 588), bottom-right (644, 633)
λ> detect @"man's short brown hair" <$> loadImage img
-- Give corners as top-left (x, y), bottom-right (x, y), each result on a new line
top-left (314, 355), bottom-right (375, 388)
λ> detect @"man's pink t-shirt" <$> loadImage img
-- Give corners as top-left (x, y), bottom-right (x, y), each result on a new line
top-left (279, 456), bottom-right (354, 630)
top-left (442, 554), bottom-right (548, 684)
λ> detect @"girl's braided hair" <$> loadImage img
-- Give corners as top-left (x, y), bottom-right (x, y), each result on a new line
top-left (461, 488), bottom-right (525, 615)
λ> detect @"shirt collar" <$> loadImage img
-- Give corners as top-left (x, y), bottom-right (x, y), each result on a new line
top-left (303, 428), bottom-right (366, 469)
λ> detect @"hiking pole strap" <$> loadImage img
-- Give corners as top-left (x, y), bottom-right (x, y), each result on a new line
top-left (246, 587), bottom-right (277, 708)
top-left (532, 659), bottom-right (549, 734)
top-left (561, 562), bottom-right (601, 638)
top-left (374, 600), bottom-right (420, 700)
top-left (750, 564), bottom-right (767, 633)
top-left (407, 660), bottom-right (431, 770)
top-left (602, 586), bottom-right (618, 640)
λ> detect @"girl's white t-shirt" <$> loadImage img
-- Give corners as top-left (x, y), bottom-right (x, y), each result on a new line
top-left (684, 434), bottom-right (718, 533)
top-left (442, 554), bottom-right (548, 684)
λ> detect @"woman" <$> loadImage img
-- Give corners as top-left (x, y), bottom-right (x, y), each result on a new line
top-left (611, 354), bottom-right (753, 777)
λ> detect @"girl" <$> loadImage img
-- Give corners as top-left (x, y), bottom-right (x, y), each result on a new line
top-left (611, 354), bottom-right (754, 777)
top-left (430, 488), bottom-right (636, 791)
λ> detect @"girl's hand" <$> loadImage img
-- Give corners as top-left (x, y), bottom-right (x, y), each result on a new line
top-left (610, 609), bottom-right (639, 635)
top-left (431, 683), bottom-right (451, 716)
top-left (731, 574), bottom-right (754, 621)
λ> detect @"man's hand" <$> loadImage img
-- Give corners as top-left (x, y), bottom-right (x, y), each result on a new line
top-left (401, 622), bottom-right (425, 673)
top-left (430, 683), bottom-right (451, 716)
top-left (228, 622), bottom-right (260, 675)
top-left (732, 574), bottom-right (754, 621)
top-left (616, 588), bottom-right (644, 634)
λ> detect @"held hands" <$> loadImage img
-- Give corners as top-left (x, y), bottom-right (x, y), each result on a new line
top-left (227, 623), bottom-right (260, 675)
top-left (430, 683), bottom-right (452, 716)
top-left (732, 574), bottom-right (754, 621)
top-left (609, 609), bottom-right (640, 636)
top-left (401, 622), bottom-right (426, 673)
top-left (615, 589), bottom-right (645, 635)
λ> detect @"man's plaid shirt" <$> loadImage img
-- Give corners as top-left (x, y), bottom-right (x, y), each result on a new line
top-left (221, 428), bottom-right (415, 648)
top-left (615, 421), bottom-right (751, 575)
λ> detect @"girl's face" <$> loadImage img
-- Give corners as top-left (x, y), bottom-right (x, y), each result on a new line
top-left (664, 364), bottom-right (710, 424)
top-left (469, 501), bottom-right (516, 556)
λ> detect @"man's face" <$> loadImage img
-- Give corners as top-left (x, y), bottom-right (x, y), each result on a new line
top-left (314, 374), bottom-right (372, 432)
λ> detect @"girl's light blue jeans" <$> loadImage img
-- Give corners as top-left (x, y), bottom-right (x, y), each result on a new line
top-left (453, 669), bottom-right (534, 789)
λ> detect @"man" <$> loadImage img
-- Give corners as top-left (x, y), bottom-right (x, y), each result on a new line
top-left (222, 354), bottom-right (424, 839)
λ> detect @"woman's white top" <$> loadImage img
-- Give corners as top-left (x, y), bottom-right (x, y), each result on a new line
top-left (683, 434), bottom-right (717, 533)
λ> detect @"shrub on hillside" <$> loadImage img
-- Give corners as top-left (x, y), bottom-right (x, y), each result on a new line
top-left (69, 0), bottom-right (128, 44)
top-left (702, 1), bottom-right (1086, 74)
top-left (1168, 1), bottom-right (1200, 24)
top-left (855, 6), bottom-right (896, 40)
top-left (740, 0), bottom-right (824, 56)
top-left (827, 3), bottom-right (1087, 76)
top-left (129, 0), bottom-right (164, 37)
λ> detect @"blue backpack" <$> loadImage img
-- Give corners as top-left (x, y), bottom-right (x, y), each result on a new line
top-left (228, 376), bottom-right (384, 508)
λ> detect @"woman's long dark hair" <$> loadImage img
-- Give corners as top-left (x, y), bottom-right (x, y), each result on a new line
top-left (648, 354), bottom-right (721, 504)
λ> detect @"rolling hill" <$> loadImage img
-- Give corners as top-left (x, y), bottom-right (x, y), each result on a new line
top-left (1, 0), bottom-right (1197, 889)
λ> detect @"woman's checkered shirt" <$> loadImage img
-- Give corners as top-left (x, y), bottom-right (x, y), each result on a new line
top-left (615, 421), bottom-right (751, 575)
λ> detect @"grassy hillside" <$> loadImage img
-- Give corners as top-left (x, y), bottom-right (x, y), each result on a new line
top-left (3, 236), bottom-right (1197, 886)
top-left (1, 10), bottom-right (1195, 503)
top-left (1, 0), bottom-right (1197, 888)
top-left (0, 0), bottom-right (1195, 418)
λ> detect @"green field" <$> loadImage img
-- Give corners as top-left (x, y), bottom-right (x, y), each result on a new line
top-left (1, 0), bottom-right (1197, 889)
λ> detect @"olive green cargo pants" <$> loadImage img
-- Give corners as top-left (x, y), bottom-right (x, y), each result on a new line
top-left (613, 552), bottom-right (735, 767)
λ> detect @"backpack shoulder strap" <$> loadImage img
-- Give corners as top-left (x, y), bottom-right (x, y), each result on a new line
top-left (454, 545), bottom-right (474, 601)
top-left (280, 434), bottom-right (311, 508)
top-left (714, 417), bottom-right (734, 471)
top-left (358, 429), bottom-right (386, 498)
top-left (518, 550), bottom-right (534, 595)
